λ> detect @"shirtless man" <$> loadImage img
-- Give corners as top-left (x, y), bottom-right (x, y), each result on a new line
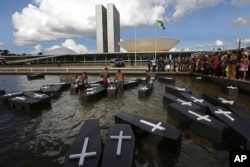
top-left (114, 69), bottom-right (124, 94)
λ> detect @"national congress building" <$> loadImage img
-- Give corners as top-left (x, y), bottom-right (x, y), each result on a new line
top-left (95, 3), bottom-right (179, 54)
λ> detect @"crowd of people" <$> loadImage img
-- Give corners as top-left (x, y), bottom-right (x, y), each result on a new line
top-left (146, 48), bottom-right (250, 81)
top-left (147, 56), bottom-right (192, 73)
top-left (192, 49), bottom-right (249, 80)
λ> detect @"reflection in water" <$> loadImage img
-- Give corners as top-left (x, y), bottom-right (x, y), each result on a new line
top-left (0, 75), bottom-right (250, 167)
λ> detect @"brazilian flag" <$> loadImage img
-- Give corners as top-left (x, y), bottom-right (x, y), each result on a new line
top-left (156, 20), bottom-right (165, 30)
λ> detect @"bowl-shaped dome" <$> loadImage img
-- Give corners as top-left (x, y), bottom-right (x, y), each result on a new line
top-left (119, 38), bottom-right (179, 52)
top-left (46, 47), bottom-right (77, 55)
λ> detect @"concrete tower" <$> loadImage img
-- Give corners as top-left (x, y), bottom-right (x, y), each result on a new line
top-left (96, 3), bottom-right (120, 53)
top-left (107, 3), bottom-right (120, 52)
top-left (95, 4), bottom-right (108, 53)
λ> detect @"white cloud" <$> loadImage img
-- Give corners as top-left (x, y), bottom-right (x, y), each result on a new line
top-left (0, 42), bottom-right (4, 46)
top-left (172, 0), bottom-right (223, 20)
top-left (241, 38), bottom-right (250, 47)
top-left (231, 0), bottom-right (250, 7)
top-left (207, 40), bottom-right (224, 49)
top-left (12, 0), bottom-right (97, 46)
top-left (232, 16), bottom-right (250, 27)
top-left (30, 44), bottom-right (43, 55)
top-left (45, 39), bottom-right (88, 54)
top-left (61, 39), bottom-right (88, 53)
top-left (12, 0), bottom-right (239, 47)
top-left (214, 40), bottom-right (224, 47)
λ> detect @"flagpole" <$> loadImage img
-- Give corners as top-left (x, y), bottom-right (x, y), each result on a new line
top-left (154, 23), bottom-right (156, 59)
top-left (134, 21), bottom-right (137, 67)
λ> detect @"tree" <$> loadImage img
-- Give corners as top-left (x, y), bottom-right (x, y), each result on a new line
top-left (2, 49), bottom-right (10, 56)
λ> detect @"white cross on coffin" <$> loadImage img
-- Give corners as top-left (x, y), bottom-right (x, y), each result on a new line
top-left (188, 110), bottom-right (212, 122)
top-left (177, 99), bottom-right (192, 106)
top-left (175, 86), bottom-right (186, 91)
top-left (69, 137), bottom-right (97, 166)
top-left (13, 96), bottom-right (26, 100)
top-left (190, 96), bottom-right (204, 104)
top-left (41, 86), bottom-right (50, 89)
top-left (4, 92), bottom-right (22, 97)
top-left (91, 84), bottom-right (100, 87)
top-left (140, 119), bottom-right (166, 132)
top-left (214, 108), bottom-right (235, 121)
top-left (218, 97), bottom-right (234, 105)
top-left (165, 77), bottom-right (173, 79)
top-left (128, 80), bottom-right (136, 83)
top-left (109, 85), bottom-right (116, 89)
top-left (110, 131), bottom-right (132, 156)
top-left (86, 90), bottom-right (96, 94)
top-left (227, 85), bottom-right (237, 89)
top-left (34, 93), bottom-right (44, 98)
top-left (140, 86), bottom-right (148, 90)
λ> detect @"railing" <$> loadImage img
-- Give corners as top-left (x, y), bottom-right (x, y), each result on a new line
top-left (0, 66), bottom-right (149, 75)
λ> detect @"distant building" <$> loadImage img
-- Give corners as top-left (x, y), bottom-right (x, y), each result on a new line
top-left (96, 3), bottom-right (120, 53)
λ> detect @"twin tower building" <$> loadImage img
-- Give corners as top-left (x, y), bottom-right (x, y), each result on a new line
top-left (95, 3), bottom-right (120, 53)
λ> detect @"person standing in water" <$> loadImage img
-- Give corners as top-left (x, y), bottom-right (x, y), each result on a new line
top-left (114, 69), bottom-right (124, 94)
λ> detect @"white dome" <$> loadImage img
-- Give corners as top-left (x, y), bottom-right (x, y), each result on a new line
top-left (119, 38), bottom-right (179, 52)
top-left (46, 47), bottom-right (77, 55)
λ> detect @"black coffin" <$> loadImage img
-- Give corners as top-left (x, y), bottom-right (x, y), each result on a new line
top-left (85, 82), bottom-right (104, 89)
top-left (27, 73), bottom-right (45, 80)
top-left (70, 84), bottom-right (79, 95)
top-left (168, 103), bottom-right (227, 143)
top-left (0, 90), bottom-right (5, 95)
top-left (60, 74), bottom-right (77, 83)
top-left (57, 82), bottom-right (71, 90)
top-left (81, 86), bottom-right (107, 103)
top-left (40, 84), bottom-right (62, 97)
top-left (107, 84), bottom-right (117, 96)
top-left (123, 79), bottom-right (139, 90)
top-left (0, 92), bottom-right (23, 105)
top-left (178, 92), bottom-right (212, 113)
top-left (193, 76), bottom-right (203, 82)
top-left (203, 93), bottom-right (250, 127)
top-left (115, 111), bottom-right (182, 154)
top-left (229, 106), bottom-right (250, 127)
top-left (208, 105), bottom-right (250, 149)
top-left (23, 91), bottom-right (51, 107)
top-left (224, 85), bottom-right (238, 96)
top-left (8, 96), bottom-right (42, 113)
top-left (202, 93), bottom-right (238, 110)
top-left (139, 78), bottom-right (148, 85)
top-left (101, 124), bottom-right (135, 167)
top-left (165, 85), bottom-right (192, 97)
top-left (163, 94), bottom-right (204, 113)
top-left (138, 83), bottom-right (153, 98)
top-left (158, 77), bottom-right (175, 84)
top-left (64, 119), bottom-right (102, 167)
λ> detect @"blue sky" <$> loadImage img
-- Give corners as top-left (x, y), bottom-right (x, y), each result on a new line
top-left (0, 0), bottom-right (250, 55)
